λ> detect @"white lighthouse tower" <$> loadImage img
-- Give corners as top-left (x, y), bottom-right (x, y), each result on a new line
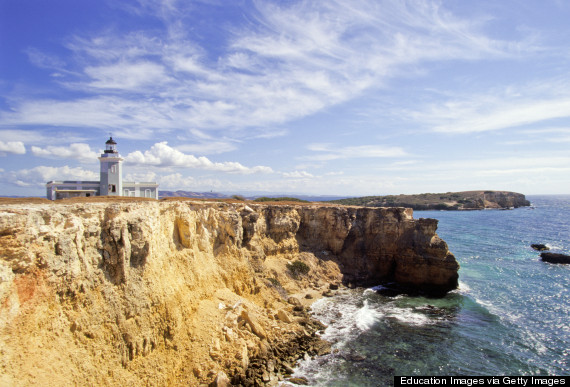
top-left (98, 137), bottom-right (123, 196)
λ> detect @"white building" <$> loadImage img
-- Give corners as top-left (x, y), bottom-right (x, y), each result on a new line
top-left (46, 137), bottom-right (159, 200)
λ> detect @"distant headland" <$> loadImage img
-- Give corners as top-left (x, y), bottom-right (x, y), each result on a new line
top-left (328, 191), bottom-right (531, 211)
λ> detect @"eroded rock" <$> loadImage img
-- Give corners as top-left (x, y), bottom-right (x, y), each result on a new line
top-left (0, 199), bottom-right (458, 385)
top-left (541, 252), bottom-right (570, 264)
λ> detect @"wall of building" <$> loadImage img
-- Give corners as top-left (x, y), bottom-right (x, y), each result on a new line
top-left (46, 181), bottom-right (100, 200)
top-left (99, 158), bottom-right (123, 196)
top-left (122, 183), bottom-right (159, 199)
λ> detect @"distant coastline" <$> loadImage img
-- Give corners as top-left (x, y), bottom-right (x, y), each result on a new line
top-left (327, 190), bottom-right (531, 211)
top-left (1, 190), bottom-right (533, 211)
top-left (158, 190), bottom-right (349, 202)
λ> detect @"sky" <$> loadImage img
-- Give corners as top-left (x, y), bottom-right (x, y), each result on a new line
top-left (1, 0), bottom-right (570, 197)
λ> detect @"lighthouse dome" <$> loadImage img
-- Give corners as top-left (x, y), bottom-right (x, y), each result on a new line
top-left (105, 137), bottom-right (118, 153)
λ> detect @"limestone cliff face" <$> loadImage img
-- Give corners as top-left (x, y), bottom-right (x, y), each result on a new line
top-left (0, 200), bottom-right (458, 386)
top-left (479, 191), bottom-right (530, 209)
top-left (295, 206), bottom-right (458, 292)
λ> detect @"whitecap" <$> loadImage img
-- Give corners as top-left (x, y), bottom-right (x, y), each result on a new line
top-left (369, 284), bottom-right (389, 291)
top-left (458, 280), bottom-right (471, 292)
top-left (386, 307), bottom-right (431, 325)
top-left (355, 300), bottom-right (383, 331)
top-left (546, 243), bottom-right (564, 251)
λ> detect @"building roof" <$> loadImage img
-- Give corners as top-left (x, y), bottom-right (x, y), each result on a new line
top-left (54, 189), bottom-right (98, 193)
top-left (106, 137), bottom-right (117, 145)
top-left (123, 181), bottom-right (159, 187)
top-left (46, 181), bottom-right (99, 185)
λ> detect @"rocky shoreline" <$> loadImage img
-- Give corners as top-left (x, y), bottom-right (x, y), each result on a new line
top-left (230, 303), bottom-right (330, 386)
top-left (0, 199), bottom-right (458, 386)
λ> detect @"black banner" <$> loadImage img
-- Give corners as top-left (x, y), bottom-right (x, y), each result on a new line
top-left (394, 376), bottom-right (568, 387)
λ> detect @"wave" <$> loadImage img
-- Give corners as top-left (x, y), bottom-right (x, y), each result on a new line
top-left (355, 300), bottom-right (383, 331)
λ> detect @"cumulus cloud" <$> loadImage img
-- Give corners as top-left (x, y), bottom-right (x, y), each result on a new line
top-left (3, 166), bottom-right (98, 187)
top-left (125, 142), bottom-right (273, 174)
top-left (31, 143), bottom-right (99, 162)
top-left (156, 173), bottom-right (196, 190)
top-left (0, 141), bottom-right (26, 155)
top-left (282, 170), bottom-right (314, 178)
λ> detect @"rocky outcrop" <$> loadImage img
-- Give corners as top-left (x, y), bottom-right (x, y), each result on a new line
top-left (540, 252), bottom-right (570, 264)
top-left (330, 190), bottom-right (531, 210)
top-left (0, 199), bottom-right (458, 386)
top-left (474, 191), bottom-right (530, 209)
top-left (295, 206), bottom-right (458, 293)
top-left (531, 244), bottom-right (549, 251)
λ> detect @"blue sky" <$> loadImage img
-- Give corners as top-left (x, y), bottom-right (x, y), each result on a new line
top-left (1, 0), bottom-right (570, 197)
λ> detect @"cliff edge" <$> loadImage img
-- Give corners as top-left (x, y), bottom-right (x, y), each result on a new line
top-left (0, 199), bottom-right (458, 386)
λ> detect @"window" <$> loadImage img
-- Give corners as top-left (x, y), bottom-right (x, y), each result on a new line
top-left (145, 189), bottom-right (151, 198)
top-left (109, 184), bottom-right (116, 193)
top-left (109, 165), bottom-right (116, 174)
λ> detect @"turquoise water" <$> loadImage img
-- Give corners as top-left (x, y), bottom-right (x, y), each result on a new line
top-left (289, 195), bottom-right (570, 386)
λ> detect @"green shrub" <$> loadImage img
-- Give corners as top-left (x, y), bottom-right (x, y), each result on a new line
top-left (231, 195), bottom-right (246, 201)
top-left (267, 277), bottom-right (281, 287)
top-left (288, 260), bottom-right (310, 278)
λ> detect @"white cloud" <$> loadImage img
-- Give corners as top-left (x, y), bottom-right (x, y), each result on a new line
top-left (25, 47), bottom-right (66, 70)
top-left (124, 142), bottom-right (273, 174)
top-left (176, 141), bottom-right (238, 155)
top-left (123, 171), bottom-right (157, 182)
top-left (85, 61), bottom-right (171, 91)
top-left (2, 166), bottom-right (98, 187)
top-left (156, 173), bottom-right (196, 190)
top-left (0, 0), bottom-right (526, 136)
top-left (172, 129), bottom-right (239, 155)
top-left (304, 144), bottom-right (407, 161)
top-left (31, 143), bottom-right (98, 162)
top-left (0, 130), bottom-right (89, 145)
top-left (282, 170), bottom-right (314, 178)
top-left (411, 80), bottom-right (570, 134)
top-left (0, 141), bottom-right (25, 155)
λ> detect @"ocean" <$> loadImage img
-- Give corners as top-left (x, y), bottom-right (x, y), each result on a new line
top-left (289, 195), bottom-right (570, 386)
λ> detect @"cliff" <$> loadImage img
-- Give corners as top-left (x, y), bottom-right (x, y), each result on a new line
top-left (0, 199), bottom-right (458, 386)
top-left (330, 190), bottom-right (531, 210)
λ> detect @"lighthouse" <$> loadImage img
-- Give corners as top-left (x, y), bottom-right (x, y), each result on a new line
top-left (98, 137), bottom-right (123, 196)
top-left (46, 137), bottom-right (159, 200)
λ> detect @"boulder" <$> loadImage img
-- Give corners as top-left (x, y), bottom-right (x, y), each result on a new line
top-left (531, 244), bottom-right (550, 251)
top-left (239, 310), bottom-right (267, 340)
top-left (287, 296), bottom-right (302, 307)
top-left (540, 252), bottom-right (570, 264)
top-left (288, 377), bottom-right (309, 385)
top-left (210, 371), bottom-right (231, 387)
top-left (276, 309), bottom-right (293, 323)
